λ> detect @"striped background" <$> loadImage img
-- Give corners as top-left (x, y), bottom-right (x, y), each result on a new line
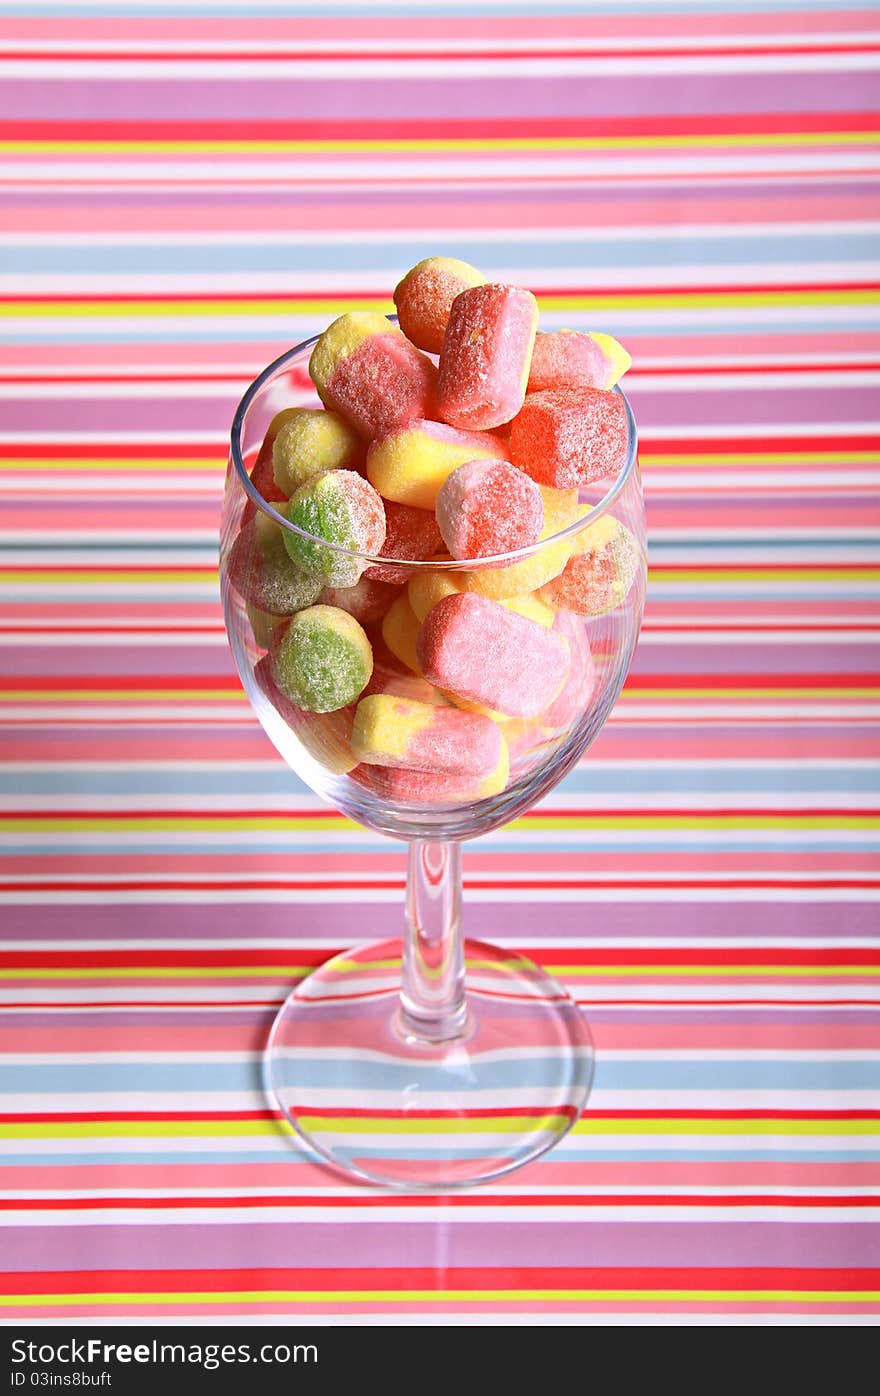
top-left (1, 0), bottom-right (879, 1325)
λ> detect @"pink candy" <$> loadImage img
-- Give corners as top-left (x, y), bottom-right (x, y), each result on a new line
top-left (437, 283), bottom-right (538, 431)
top-left (417, 591), bottom-right (570, 719)
top-left (541, 611), bottom-right (596, 729)
top-left (310, 313), bottom-right (437, 441)
top-left (363, 500), bottom-right (443, 584)
top-left (435, 458), bottom-right (544, 560)
top-left (509, 386), bottom-right (628, 489)
top-left (528, 330), bottom-right (631, 393)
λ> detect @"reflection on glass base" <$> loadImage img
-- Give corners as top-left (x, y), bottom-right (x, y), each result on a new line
top-left (266, 938), bottom-right (594, 1190)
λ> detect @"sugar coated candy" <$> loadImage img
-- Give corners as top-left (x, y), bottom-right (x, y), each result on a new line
top-left (352, 694), bottom-right (501, 778)
top-left (393, 256), bottom-right (485, 354)
top-left (540, 610), bottom-right (597, 730)
top-left (272, 408), bottom-right (362, 496)
top-left (241, 407), bottom-right (298, 523)
top-left (254, 653), bottom-right (358, 774)
top-left (353, 736), bottom-right (509, 803)
top-left (284, 469), bottom-right (386, 589)
top-left (528, 330), bottom-right (631, 393)
top-left (437, 283), bottom-right (539, 431)
top-left (381, 592), bottom-right (423, 674)
top-left (309, 311), bottom-right (437, 440)
top-left (228, 512), bottom-right (324, 615)
top-left (463, 484), bottom-right (579, 601)
top-left (509, 385), bottom-right (628, 490)
top-left (366, 418), bottom-right (506, 511)
top-left (272, 604), bottom-right (373, 714)
top-left (541, 514), bottom-right (641, 617)
top-left (318, 574), bottom-right (399, 626)
top-left (363, 500), bottom-right (443, 584)
top-left (418, 591), bottom-right (570, 719)
top-left (435, 457), bottom-right (544, 560)
top-left (408, 567), bottom-right (554, 628)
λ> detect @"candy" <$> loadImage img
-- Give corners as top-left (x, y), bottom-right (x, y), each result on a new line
top-left (366, 418), bottom-right (506, 511)
top-left (364, 638), bottom-right (448, 707)
top-left (309, 311), bottom-right (437, 439)
top-left (352, 693), bottom-right (501, 778)
top-left (245, 601), bottom-right (287, 650)
top-left (435, 457), bottom-right (544, 560)
top-left (437, 283), bottom-right (538, 430)
top-left (541, 514), bottom-right (641, 617)
top-left (363, 500), bottom-right (443, 584)
top-left (509, 385), bottom-right (628, 490)
top-left (408, 567), bottom-right (554, 629)
top-left (284, 469), bottom-right (386, 589)
top-left (272, 408), bottom-right (362, 495)
top-left (393, 256), bottom-right (485, 354)
top-left (228, 512), bottom-right (324, 615)
top-left (241, 408), bottom-right (296, 524)
top-left (540, 610), bottom-right (597, 729)
top-left (271, 604), bottom-right (373, 713)
top-left (381, 592), bottom-right (423, 674)
top-left (254, 652), bottom-right (357, 774)
top-left (417, 591), bottom-right (570, 719)
top-left (528, 330), bottom-right (631, 393)
top-left (354, 736), bottom-right (509, 804)
top-left (463, 484), bottom-right (579, 601)
top-left (318, 574), bottom-right (399, 626)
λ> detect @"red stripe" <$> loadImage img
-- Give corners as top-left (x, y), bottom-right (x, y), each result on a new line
top-left (0, 946), bottom-right (876, 967)
top-left (5, 112), bottom-right (878, 140)
top-left (0, 1266), bottom-right (874, 1297)
top-left (0, 441), bottom-right (220, 460)
top-left (5, 43), bottom-right (880, 61)
top-left (3, 280), bottom-right (878, 304)
top-left (0, 1194), bottom-right (876, 1211)
top-left (1, 878), bottom-right (876, 892)
top-left (1, 1109), bottom-right (876, 1123)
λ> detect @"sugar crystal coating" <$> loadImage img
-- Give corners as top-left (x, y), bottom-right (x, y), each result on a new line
top-left (241, 408), bottom-right (296, 524)
top-left (363, 500), bottom-right (443, 584)
top-left (271, 604), bottom-right (373, 714)
top-left (509, 385), bottom-right (628, 489)
top-left (393, 256), bottom-right (485, 354)
top-left (417, 591), bottom-right (570, 719)
top-left (272, 408), bottom-right (362, 495)
top-left (352, 693), bottom-right (501, 778)
top-left (352, 737), bottom-right (508, 804)
top-left (228, 513), bottom-right (324, 615)
top-left (318, 574), bottom-right (399, 626)
top-left (367, 418), bottom-right (507, 511)
top-left (463, 484), bottom-right (579, 600)
top-left (528, 330), bottom-right (631, 393)
top-left (541, 514), bottom-right (641, 616)
top-left (437, 283), bottom-right (538, 430)
top-left (284, 469), bottom-right (386, 589)
top-left (435, 457), bottom-right (544, 560)
top-left (309, 311), bottom-right (437, 440)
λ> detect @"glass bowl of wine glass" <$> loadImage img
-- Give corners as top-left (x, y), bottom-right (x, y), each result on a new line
top-left (220, 332), bottom-right (646, 1189)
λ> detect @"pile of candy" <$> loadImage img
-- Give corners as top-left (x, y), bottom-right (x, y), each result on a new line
top-left (229, 256), bottom-right (639, 803)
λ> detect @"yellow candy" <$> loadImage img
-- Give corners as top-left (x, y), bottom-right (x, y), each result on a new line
top-left (381, 593), bottom-right (423, 674)
top-left (309, 311), bottom-right (396, 403)
top-left (367, 421), bottom-right (506, 511)
top-left (408, 567), bottom-right (554, 629)
top-left (272, 408), bottom-right (361, 495)
top-left (569, 508), bottom-right (621, 558)
top-left (474, 735), bottom-right (510, 798)
top-left (589, 331), bottom-right (633, 388)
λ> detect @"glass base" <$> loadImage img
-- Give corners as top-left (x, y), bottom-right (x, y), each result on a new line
top-left (266, 938), bottom-right (594, 1189)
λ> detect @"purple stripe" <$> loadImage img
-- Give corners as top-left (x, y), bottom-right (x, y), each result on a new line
top-left (2, 646), bottom-right (234, 677)
top-left (629, 645), bottom-right (880, 677)
top-left (2, 901), bottom-right (877, 940)
top-left (0, 1220), bottom-right (875, 1273)
top-left (2, 73), bottom-right (877, 122)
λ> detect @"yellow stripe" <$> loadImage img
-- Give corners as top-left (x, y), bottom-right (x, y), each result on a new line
top-left (0, 570), bottom-right (218, 583)
top-left (2, 458), bottom-right (223, 472)
top-left (0, 813), bottom-right (874, 834)
top-left (0, 1116), bottom-right (875, 1141)
top-left (0, 692), bottom-right (244, 703)
top-left (3, 290), bottom-right (877, 320)
top-left (641, 452), bottom-right (880, 467)
top-left (1, 1287), bottom-right (878, 1309)
top-left (4, 130), bottom-right (878, 154)
top-left (650, 567), bottom-right (880, 582)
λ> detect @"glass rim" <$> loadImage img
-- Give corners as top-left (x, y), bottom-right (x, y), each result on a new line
top-left (229, 324), bottom-right (640, 572)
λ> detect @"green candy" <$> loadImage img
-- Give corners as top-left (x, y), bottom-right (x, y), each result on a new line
top-left (283, 469), bottom-right (386, 589)
top-left (272, 605), bottom-right (374, 714)
top-left (228, 514), bottom-right (323, 615)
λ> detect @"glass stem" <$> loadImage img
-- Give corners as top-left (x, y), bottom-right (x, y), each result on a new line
top-left (398, 840), bottom-right (468, 1044)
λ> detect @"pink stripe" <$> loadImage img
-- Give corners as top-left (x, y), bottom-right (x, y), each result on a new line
top-left (2, 1301), bottom-right (878, 1318)
top-left (1, 12), bottom-right (876, 42)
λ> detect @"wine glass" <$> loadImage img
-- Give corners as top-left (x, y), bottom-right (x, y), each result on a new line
top-left (220, 333), bottom-right (646, 1189)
